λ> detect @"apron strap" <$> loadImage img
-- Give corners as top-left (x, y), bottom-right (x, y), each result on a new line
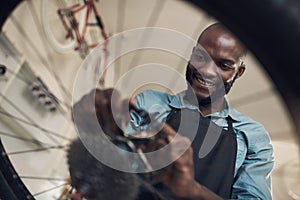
top-left (226, 116), bottom-right (234, 130)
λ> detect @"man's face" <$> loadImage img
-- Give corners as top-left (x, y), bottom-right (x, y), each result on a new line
top-left (187, 32), bottom-right (245, 103)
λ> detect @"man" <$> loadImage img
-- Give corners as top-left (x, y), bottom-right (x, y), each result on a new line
top-left (125, 23), bottom-right (274, 199)
top-left (73, 23), bottom-right (274, 199)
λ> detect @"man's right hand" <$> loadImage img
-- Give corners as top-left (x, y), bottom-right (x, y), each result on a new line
top-left (159, 124), bottom-right (223, 200)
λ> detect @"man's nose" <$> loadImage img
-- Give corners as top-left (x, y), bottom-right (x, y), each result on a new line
top-left (200, 60), bottom-right (218, 78)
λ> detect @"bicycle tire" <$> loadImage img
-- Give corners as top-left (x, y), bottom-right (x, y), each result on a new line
top-left (0, 0), bottom-right (300, 199)
top-left (0, 0), bottom-right (21, 32)
top-left (0, 139), bottom-right (34, 200)
top-left (0, 3), bottom-right (33, 200)
top-left (40, 0), bottom-right (85, 53)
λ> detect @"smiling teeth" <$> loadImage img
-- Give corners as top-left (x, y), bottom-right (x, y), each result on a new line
top-left (196, 77), bottom-right (214, 86)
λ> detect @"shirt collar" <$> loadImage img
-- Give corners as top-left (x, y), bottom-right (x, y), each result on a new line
top-left (169, 90), bottom-right (240, 122)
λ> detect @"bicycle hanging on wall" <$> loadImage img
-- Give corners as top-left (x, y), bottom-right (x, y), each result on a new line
top-left (41, 0), bottom-right (110, 85)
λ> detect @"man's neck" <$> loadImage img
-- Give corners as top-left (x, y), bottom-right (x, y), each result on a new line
top-left (198, 97), bottom-right (226, 116)
top-left (184, 87), bottom-right (227, 116)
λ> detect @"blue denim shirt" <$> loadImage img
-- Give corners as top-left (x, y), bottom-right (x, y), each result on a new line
top-left (127, 90), bottom-right (274, 200)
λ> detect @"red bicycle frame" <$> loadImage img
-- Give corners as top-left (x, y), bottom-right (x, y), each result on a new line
top-left (57, 0), bottom-right (109, 84)
top-left (57, 0), bottom-right (108, 49)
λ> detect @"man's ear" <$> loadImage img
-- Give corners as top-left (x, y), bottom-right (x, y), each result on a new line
top-left (236, 63), bottom-right (246, 79)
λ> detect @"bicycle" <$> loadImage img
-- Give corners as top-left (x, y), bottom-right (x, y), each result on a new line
top-left (41, 0), bottom-right (110, 85)
top-left (0, 0), bottom-right (300, 199)
top-left (41, 0), bottom-right (109, 59)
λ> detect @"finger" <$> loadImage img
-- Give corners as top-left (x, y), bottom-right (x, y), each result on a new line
top-left (95, 89), bottom-right (108, 127)
top-left (171, 137), bottom-right (192, 159)
top-left (95, 89), bottom-right (119, 135)
top-left (173, 147), bottom-right (193, 164)
top-left (121, 98), bottom-right (135, 125)
top-left (160, 123), bottom-right (178, 138)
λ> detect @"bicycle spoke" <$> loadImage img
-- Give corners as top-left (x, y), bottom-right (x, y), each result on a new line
top-left (6, 144), bottom-right (68, 155)
top-left (116, 0), bottom-right (126, 33)
top-left (0, 130), bottom-right (50, 146)
top-left (57, 0), bottom-right (68, 8)
top-left (128, 0), bottom-right (167, 69)
top-left (113, 0), bottom-right (127, 83)
top-left (33, 183), bottom-right (69, 197)
top-left (0, 110), bottom-right (72, 141)
top-left (20, 176), bottom-right (67, 182)
top-left (0, 93), bottom-right (63, 144)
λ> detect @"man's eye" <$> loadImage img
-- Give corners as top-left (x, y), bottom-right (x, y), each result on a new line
top-left (195, 54), bottom-right (204, 60)
top-left (219, 63), bottom-right (233, 70)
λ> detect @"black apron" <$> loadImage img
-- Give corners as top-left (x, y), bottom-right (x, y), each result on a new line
top-left (157, 108), bottom-right (238, 199)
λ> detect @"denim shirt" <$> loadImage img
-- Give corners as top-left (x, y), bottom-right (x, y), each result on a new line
top-left (126, 90), bottom-right (274, 200)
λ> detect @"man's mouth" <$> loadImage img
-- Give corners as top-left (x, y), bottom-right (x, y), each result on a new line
top-left (193, 72), bottom-right (215, 87)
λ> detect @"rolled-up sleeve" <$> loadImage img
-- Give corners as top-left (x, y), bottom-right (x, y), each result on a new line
top-left (126, 90), bottom-right (172, 134)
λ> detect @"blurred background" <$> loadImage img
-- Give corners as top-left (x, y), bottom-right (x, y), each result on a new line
top-left (0, 0), bottom-right (299, 199)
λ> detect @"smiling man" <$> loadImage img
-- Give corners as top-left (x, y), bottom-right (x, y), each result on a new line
top-left (73, 23), bottom-right (274, 200)
top-left (127, 23), bottom-right (274, 199)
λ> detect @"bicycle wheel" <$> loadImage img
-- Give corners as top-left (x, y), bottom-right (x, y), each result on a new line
top-left (41, 0), bottom-right (86, 53)
top-left (1, 0), bottom-right (300, 199)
